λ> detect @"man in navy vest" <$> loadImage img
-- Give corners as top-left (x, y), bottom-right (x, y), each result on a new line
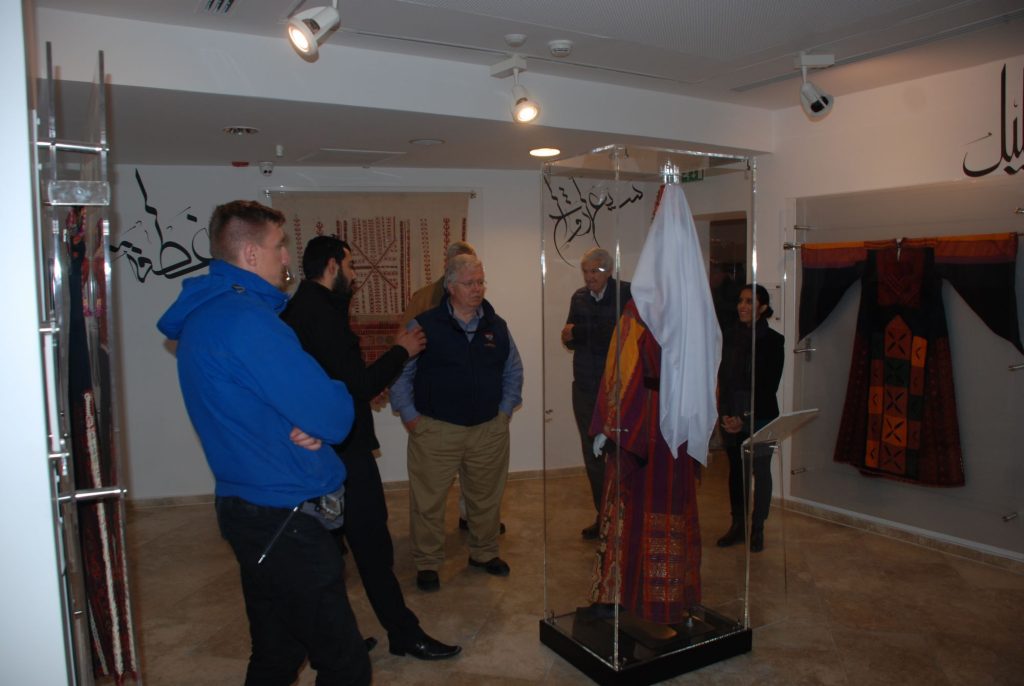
top-left (391, 254), bottom-right (523, 592)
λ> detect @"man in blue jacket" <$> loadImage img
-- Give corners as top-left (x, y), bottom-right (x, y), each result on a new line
top-left (157, 200), bottom-right (370, 686)
top-left (391, 254), bottom-right (523, 593)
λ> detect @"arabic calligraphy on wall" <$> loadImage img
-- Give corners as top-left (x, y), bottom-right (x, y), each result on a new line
top-left (962, 64), bottom-right (1024, 178)
top-left (544, 175), bottom-right (646, 266)
top-left (109, 169), bottom-right (212, 282)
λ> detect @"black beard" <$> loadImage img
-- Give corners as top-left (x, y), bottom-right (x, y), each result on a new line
top-left (331, 272), bottom-right (352, 297)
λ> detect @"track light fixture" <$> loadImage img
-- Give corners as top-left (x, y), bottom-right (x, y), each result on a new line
top-left (288, 0), bottom-right (340, 59)
top-left (795, 51), bottom-right (835, 120)
top-left (510, 69), bottom-right (539, 123)
top-left (490, 55), bottom-right (541, 124)
top-left (800, 78), bottom-right (833, 118)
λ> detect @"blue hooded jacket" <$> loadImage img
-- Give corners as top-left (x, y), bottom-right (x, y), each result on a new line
top-left (157, 260), bottom-right (354, 508)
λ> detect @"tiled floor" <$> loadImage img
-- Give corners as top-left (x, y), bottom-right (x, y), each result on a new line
top-left (124, 455), bottom-right (1024, 685)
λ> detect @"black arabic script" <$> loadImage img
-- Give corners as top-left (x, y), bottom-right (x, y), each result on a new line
top-left (545, 175), bottom-right (644, 266)
top-left (109, 169), bottom-right (212, 282)
top-left (963, 64), bottom-right (1024, 177)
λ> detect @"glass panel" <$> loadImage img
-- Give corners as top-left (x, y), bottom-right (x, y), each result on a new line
top-left (541, 145), bottom-right (760, 679)
top-left (786, 175), bottom-right (1024, 557)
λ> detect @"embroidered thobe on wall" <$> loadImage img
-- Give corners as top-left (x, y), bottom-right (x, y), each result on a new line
top-left (799, 233), bottom-right (1022, 487)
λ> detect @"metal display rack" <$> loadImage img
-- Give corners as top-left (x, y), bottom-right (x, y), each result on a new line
top-left (34, 44), bottom-right (139, 685)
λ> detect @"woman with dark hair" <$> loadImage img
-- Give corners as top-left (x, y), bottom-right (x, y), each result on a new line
top-left (716, 284), bottom-right (785, 552)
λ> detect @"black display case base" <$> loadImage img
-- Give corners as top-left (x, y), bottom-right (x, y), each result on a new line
top-left (540, 605), bottom-right (751, 685)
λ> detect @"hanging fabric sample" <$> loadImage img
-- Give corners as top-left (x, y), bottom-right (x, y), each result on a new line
top-left (269, 191), bottom-right (470, 362)
top-left (67, 207), bottom-right (139, 683)
top-left (799, 233), bottom-right (1022, 487)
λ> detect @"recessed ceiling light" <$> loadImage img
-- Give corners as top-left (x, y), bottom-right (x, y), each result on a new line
top-left (409, 138), bottom-right (445, 146)
top-left (530, 147), bottom-right (560, 158)
top-left (223, 126), bottom-right (260, 136)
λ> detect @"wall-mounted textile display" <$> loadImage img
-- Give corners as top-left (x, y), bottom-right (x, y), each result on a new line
top-left (799, 233), bottom-right (1021, 487)
top-left (270, 191), bottom-right (470, 362)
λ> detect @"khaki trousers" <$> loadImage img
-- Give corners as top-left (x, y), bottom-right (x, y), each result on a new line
top-left (407, 414), bottom-right (510, 570)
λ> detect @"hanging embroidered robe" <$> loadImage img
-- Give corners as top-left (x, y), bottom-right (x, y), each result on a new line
top-left (799, 233), bottom-right (1022, 487)
top-left (589, 301), bottom-right (702, 624)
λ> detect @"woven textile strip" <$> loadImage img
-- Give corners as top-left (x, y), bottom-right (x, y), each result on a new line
top-left (68, 208), bottom-right (139, 684)
top-left (270, 191), bottom-right (470, 362)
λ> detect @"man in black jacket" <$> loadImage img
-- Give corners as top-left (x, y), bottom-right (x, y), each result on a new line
top-left (561, 247), bottom-right (632, 540)
top-left (281, 236), bottom-right (460, 661)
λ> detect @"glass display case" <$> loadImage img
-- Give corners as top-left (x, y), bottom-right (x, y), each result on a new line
top-left (538, 145), bottom-right (767, 684)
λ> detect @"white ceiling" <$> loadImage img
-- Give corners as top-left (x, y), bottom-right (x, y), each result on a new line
top-left (33, 0), bottom-right (1024, 169)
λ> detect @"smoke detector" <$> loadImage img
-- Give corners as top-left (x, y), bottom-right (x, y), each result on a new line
top-left (504, 33), bottom-right (527, 48)
top-left (548, 39), bottom-right (573, 58)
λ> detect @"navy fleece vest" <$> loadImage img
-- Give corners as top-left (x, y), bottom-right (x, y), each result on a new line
top-left (414, 299), bottom-right (510, 426)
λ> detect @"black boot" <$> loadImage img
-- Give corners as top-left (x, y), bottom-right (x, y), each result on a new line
top-left (716, 521), bottom-right (745, 548)
top-left (750, 525), bottom-right (764, 553)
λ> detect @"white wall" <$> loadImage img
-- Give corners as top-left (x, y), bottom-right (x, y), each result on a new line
top-left (1, 2), bottom-right (72, 683)
top-left (113, 164), bottom-right (542, 499)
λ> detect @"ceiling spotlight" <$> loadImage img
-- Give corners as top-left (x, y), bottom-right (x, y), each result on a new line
top-left (795, 51), bottom-right (835, 120)
top-left (529, 148), bottom-right (560, 158)
top-left (491, 55), bottom-right (541, 124)
top-left (511, 69), bottom-right (539, 123)
top-left (800, 79), bottom-right (833, 118)
top-left (288, 1), bottom-right (340, 59)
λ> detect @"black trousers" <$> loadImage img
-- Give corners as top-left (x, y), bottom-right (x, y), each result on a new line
top-left (337, 450), bottom-right (422, 649)
top-left (724, 440), bottom-right (774, 528)
top-left (215, 496), bottom-right (371, 686)
top-left (572, 382), bottom-right (604, 515)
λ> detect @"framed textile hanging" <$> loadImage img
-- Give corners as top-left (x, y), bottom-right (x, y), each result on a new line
top-left (269, 190), bottom-right (470, 362)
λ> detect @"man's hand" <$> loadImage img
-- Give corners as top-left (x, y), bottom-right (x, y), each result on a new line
top-left (560, 323), bottom-right (575, 344)
top-left (290, 427), bottom-right (323, 451)
top-left (403, 417), bottom-right (420, 432)
top-left (370, 389), bottom-right (389, 412)
top-left (396, 325), bottom-right (427, 357)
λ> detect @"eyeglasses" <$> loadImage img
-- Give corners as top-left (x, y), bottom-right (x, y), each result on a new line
top-left (456, 279), bottom-right (487, 288)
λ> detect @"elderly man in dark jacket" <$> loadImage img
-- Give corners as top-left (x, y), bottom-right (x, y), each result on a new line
top-left (561, 247), bottom-right (632, 540)
top-left (281, 236), bottom-right (460, 661)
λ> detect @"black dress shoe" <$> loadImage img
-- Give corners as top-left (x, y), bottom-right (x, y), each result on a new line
top-left (581, 522), bottom-right (600, 540)
top-left (716, 522), bottom-right (745, 548)
top-left (750, 528), bottom-right (764, 553)
top-left (390, 634), bottom-right (462, 660)
top-left (416, 570), bottom-right (440, 592)
top-left (364, 637), bottom-right (378, 652)
top-left (459, 518), bottom-right (507, 535)
top-left (468, 556), bottom-right (510, 576)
